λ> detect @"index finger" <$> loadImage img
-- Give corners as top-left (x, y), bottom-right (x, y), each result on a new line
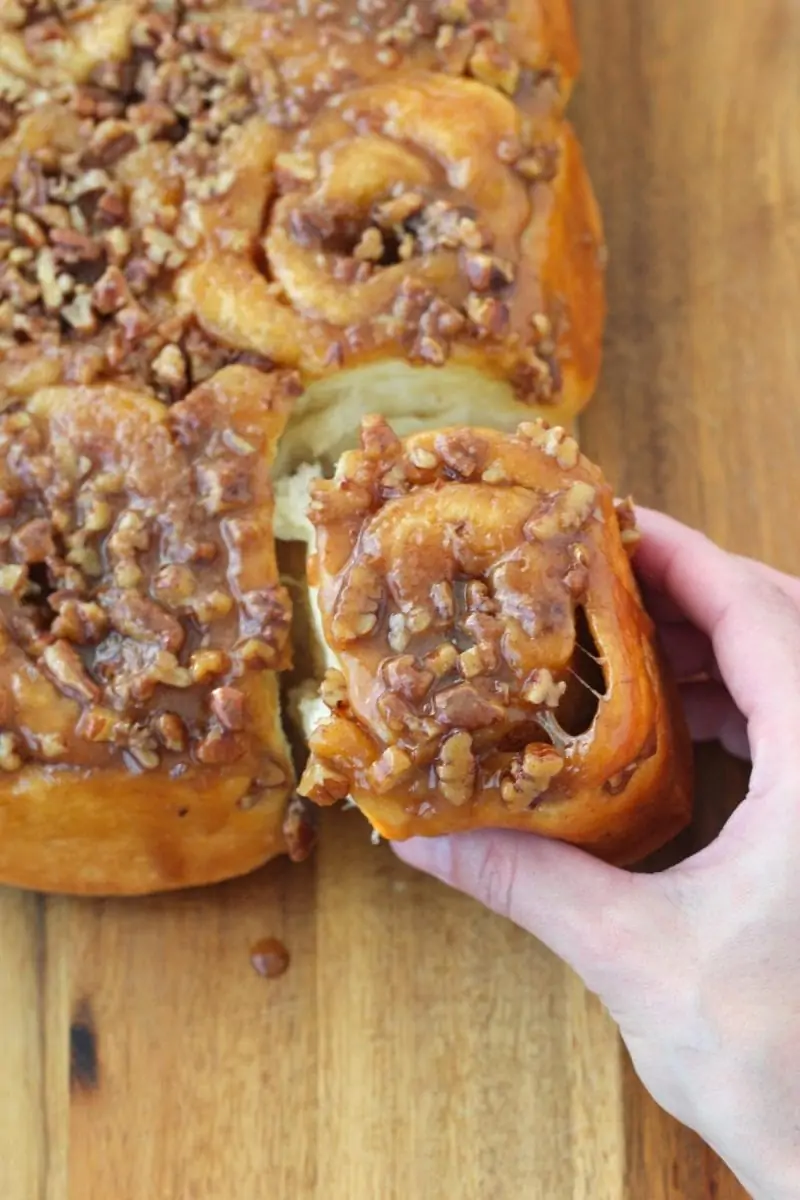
top-left (633, 509), bottom-right (800, 759)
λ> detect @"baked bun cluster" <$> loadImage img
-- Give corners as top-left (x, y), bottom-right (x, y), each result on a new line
top-left (0, 1), bottom-right (690, 893)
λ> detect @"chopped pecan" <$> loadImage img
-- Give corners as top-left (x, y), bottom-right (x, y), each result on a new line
top-left (564, 544), bottom-right (590, 599)
top-left (298, 759), bottom-right (351, 806)
top-left (518, 420), bottom-right (579, 469)
top-left (108, 510), bottom-right (150, 559)
top-left (237, 638), bottom-right (279, 668)
top-left (482, 461), bottom-right (510, 484)
top-left (308, 477), bottom-right (373, 526)
top-left (435, 430), bottom-right (486, 478)
top-left (375, 192), bottom-right (424, 225)
top-left (196, 459), bottom-right (251, 515)
top-left (42, 640), bottom-right (100, 704)
top-left (422, 642), bottom-right (459, 678)
top-left (332, 562), bottom-right (383, 643)
top-left (354, 227), bottom-right (384, 263)
top-left (154, 564), bottom-right (196, 608)
top-left (155, 712), bottom-right (188, 753)
top-left (91, 265), bottom-right (130, 315)
top-left (431, 580), bottom-right (455, 622)
top-left (463, 251), bottom-right (514, 292)
top-left (105, 590), bottom-right (185, 654)
top-left (368, 745), bottom-right (415, 794)
top-left (191, 590), bottom-right (234, 623)
top-left (63, 293), bottom-right (100, 337)
top-left (240, 587), bottom-right (291, 648)
top-left (433, 683), bottom-right (504, 730)
top-left (382, 655), bottom-right (434, 702)
top-left (516, 148), bottom-right (560, 182)
top-left (501, 744), bottom-right (564, 811)
top-left (614, 496), bottom-right (641, 551)
top-left (458, 642), bottom-right (497, 679)
top-left (210, 686), bottom-right (247, 732)
top-left (523, 669), bottom-right (567, 709)
top-left (415, 335), bottom-right (448, 366)
top-left (81, 496), bottom-right (113, 534)
top-left (190, 648), bottom-right (230, 683)
top-left (387, 612), bottom-right (410, 653)
top-left (83, 119), bottom-right (137, 167)
top-left (524, 483), bottom-right (598, 541)
top-left (113, 561), bottom-right (143, 588)
top-left (49, 227), bottom-right (103, 265)
top-left (11, 517), bottom-right (55, 563)
top-left (436, 731), bottom-right (475, 806)
top-left (405, 606), bottom-right (432, 634)
top-left (50, 598), bottom-right (108, 645)
top-left (360, 414), bottom-right (400, 460)
top-left (468, 38), bottom-right (520, 95)
top-left (0, 565), bottom-right (29, 598)
top-left (377, 690), bottom-right (414, 735)
top-left (380, 462), bottom-right (408, 497)
top-left (465, 581), bottom-right (498, 614)
top-left (195, 727), bottom-right (248, 766)
top-left (407, 445), bottom-right (439, 471)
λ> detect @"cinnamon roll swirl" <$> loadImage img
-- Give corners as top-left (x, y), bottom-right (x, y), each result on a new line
top-left (0, 365), bottom-right (314, 895)
top-left (177, 82), bottom-right (603, 468)
top-left (297, 418), bottom-right (692, 866)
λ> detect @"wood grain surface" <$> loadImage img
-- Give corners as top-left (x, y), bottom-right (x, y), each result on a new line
top-left (2, 0), bottom-right (799, 1196)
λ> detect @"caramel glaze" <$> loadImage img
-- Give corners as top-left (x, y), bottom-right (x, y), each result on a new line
top-left (299, 418), bottom-right (693, 867)
top-left (0, 367), bottom-right (315, 895)
top-left (2, 0), bottom-right (604, 425)
top-left (177, 77), bottom-right (605, 418)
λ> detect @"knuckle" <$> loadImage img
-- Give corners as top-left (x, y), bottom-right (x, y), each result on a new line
top-left (456, 834), bottom-right (522, 922)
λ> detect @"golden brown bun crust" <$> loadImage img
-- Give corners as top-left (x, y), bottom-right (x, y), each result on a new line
top-left (298, 419), bottom-right (692, 867)
top-left (177, 80), bottom-right (605, 421)
top-left (0, 368), bottom-right (314, 896)
top-left (0, 2), bottom-right (579, 102)
top-left (2, 2), bottom-right (602, 427)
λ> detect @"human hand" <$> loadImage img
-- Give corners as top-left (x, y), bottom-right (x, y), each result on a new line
top-left (393, 509), bottom-right (800, 1200)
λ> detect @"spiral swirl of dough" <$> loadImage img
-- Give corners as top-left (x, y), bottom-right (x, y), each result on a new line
top-left (177, 71), bottom-right (604, 416)
top-left (298, 417), bottom-right (692, 864)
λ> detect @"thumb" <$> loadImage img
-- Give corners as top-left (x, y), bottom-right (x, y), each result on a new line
top-left (393, 831), bottom-right (666, 1001)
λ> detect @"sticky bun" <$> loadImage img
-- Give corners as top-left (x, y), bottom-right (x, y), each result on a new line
top-left (0, 366), bottom-right (313, 894)
top-left (297, 419), bottom-right (692, 866)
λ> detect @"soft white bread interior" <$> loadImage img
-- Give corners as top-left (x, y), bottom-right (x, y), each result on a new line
top-left (273, 362), bottom-right (563, 480)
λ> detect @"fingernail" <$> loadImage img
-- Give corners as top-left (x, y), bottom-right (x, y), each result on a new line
top-left (391, 836), bottom-right (453, 879)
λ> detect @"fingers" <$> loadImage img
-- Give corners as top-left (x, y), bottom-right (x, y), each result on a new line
top-left (393, 831), bottom-right (662, 1000)
top-left (733, 553), bottom-right (800, 609)
top-left (634, 509), bottom-right (800, 759)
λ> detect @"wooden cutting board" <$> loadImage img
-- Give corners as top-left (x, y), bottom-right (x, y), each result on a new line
top-left (3, 1), bottom-right (799, 1195)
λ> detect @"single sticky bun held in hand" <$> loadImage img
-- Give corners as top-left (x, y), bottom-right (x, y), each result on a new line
top-left (0, 366), bottom-right (314, 896)
top-left (297, 417), bottom-right (692, 865)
